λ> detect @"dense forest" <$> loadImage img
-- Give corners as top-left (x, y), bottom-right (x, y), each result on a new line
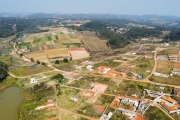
top-left (69, 20), bottom-right (162, 48)
top-left (0, 61), bottom-right (8, 82)
top-left (0, 18), bottom-right (61, 38)
top-left (164, 30), bottom-right (180, 41)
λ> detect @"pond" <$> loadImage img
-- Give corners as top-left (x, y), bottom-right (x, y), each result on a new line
top-left (0, 86), bottom-right (23, 120)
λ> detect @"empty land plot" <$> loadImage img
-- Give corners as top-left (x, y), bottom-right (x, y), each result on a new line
top-left (95, 94), bottom-right (114, 106)
top-left (46, 48), bottom-right (70, 59)
top-left (93, 105), bottom-right (106, 114)
top-left (10, 66), bottom-right (52, 76)
top-left (68, 47), bottom-right (89, 60)
top-left (158, 48), bottom-right (179, 55)
top-left (80, 36), bottom-right (109, 52)
top-left (77, 90), bottom-right (95, 101)
top-left (156, 60), bottom-right (172, 74)
top-left (130, 57), bottom-right (154, 77)
top-left (144, 106), bottom-right (171, 120)
top-left (91, 82), bottom-right (108, 93)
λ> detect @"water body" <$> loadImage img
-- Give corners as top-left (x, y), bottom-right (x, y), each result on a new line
top-left (0, 86), bottom-right (23, 120)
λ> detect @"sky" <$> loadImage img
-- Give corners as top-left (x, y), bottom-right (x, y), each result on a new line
top-left (1, 0), bottom-right (180, 16)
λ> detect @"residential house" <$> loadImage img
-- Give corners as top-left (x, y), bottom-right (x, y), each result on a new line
top-left (172, 63), bottom-right (180, 71)
top-left (168, 53), bottom-right (180, 62)
top-left (30, 78), bottom-right (37, 84)
top-left (153, 72), bottom-right (169, 78)
top-left (158, 95), bottom-right (180, 114)
top-left (156, 55), bottom-right (168, 60)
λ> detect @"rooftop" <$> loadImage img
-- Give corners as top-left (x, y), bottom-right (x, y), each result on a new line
top-left (162, 95), bottom-right (177, 104)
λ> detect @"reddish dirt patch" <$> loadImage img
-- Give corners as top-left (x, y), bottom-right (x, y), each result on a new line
top-left (110, 100), bottom-right (120, 108)
top-left (91, 82), bottom-right (108, 93)
top-left (78, 90), bottom-right (95, 100)
top-left (93, 105), bottom-right (106, 114)
top-left (45, 117), bottom-right (58, 120)
top-left (134, 115), bottom-right (145, 120)
top-left (105, 71), bottom-right (127, 78)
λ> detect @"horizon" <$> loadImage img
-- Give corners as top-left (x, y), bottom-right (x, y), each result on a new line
top-left (1, 0), bottom-right (180, 17)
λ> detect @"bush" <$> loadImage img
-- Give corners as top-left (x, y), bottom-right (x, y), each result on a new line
top-left (63, 58), bottom-right (69, 63)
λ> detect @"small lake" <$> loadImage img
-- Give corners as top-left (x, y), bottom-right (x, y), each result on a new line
top-left (0, 86), bottom-right (23, 120)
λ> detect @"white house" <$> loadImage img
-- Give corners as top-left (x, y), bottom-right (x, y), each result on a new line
top-left (30, 78), bottom-right (37, 84)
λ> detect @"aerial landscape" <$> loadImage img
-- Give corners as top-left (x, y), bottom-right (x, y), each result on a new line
top-left (1, 0), bottom-right (180, 120)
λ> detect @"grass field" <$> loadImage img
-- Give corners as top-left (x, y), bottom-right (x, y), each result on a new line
top-left (17, 42), bottom-right (31, 49)
top-left (95, 94), bottom-right (114, 106)
top-left (156, 60), bottom-right (172, 74)
top-left (10, 66), bottom-right (52, 76)
top-left (144, 106), bottom-right (171, 120)
top-left (109, 110), bottom-right (128, 120)
top-left (93, 59), bottom-right (121, 68)
top-left (58, 87), bottom-right (101, 118)
top-left (130, 57), bottom-right (154, 78)
top-left (157, 48), bottom-right (179, 55)
top-left (150, 75), bottom-right (180, 85)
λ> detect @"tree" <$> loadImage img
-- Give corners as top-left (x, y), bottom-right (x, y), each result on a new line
top-left (20, 53), bottom-right (23, 57)
top-left (36, 60), bottom-right (40, 64)
top-left (70, 57), bottom-right (72, 61)
top-left (30, 58), bottom-right (34, 62)
top-left (41, 62), bottom-right (47, 66)
top-left (63, 58), bottom-right (68, 63)
top-left (55, 60), bottom-right (60, 64)
top-left (0, 61), bottom-right (8, 82)
top-left (51, 74), bottom-right (64, 83)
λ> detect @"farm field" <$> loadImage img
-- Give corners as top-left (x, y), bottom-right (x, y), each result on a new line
top-left (17, 28), bottom-right (91, 63)
top-left (78, 32), bottom-right (110, 52)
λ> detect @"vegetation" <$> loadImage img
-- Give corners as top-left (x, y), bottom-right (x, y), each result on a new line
top-left (69, 20), bottom-right (162, 48)
top-left (0, 18), bottom-right (60, 38)
top-left (9, 66), bottom-right (52, 76)
top-left (0, 61), bottom-right (8, 82)
top-left (19, 83), bottom-right (55, 120)
top-left (51, 74), bottom-right (64, 83)
top-left (93, 59), bottom-right (121, 68)
top-left (110, 110), bottom-right (129, 120)
top-left (95, 94), bottom-right (114, 106)
top-left (63, 58), bottom-right (69, 63)
top-left (144, 106), bottom-right (171, 120)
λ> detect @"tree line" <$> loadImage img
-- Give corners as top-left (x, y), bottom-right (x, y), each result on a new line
top-left (68, 20), bottom-right (162, 48)
top-left (0, 18), bottom-right (61, 38)
top-left (0, 61), bottom-right (8, 82)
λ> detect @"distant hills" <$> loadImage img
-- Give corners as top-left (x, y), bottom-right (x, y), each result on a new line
top-left (0, 13), bottom-right (180, 21)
